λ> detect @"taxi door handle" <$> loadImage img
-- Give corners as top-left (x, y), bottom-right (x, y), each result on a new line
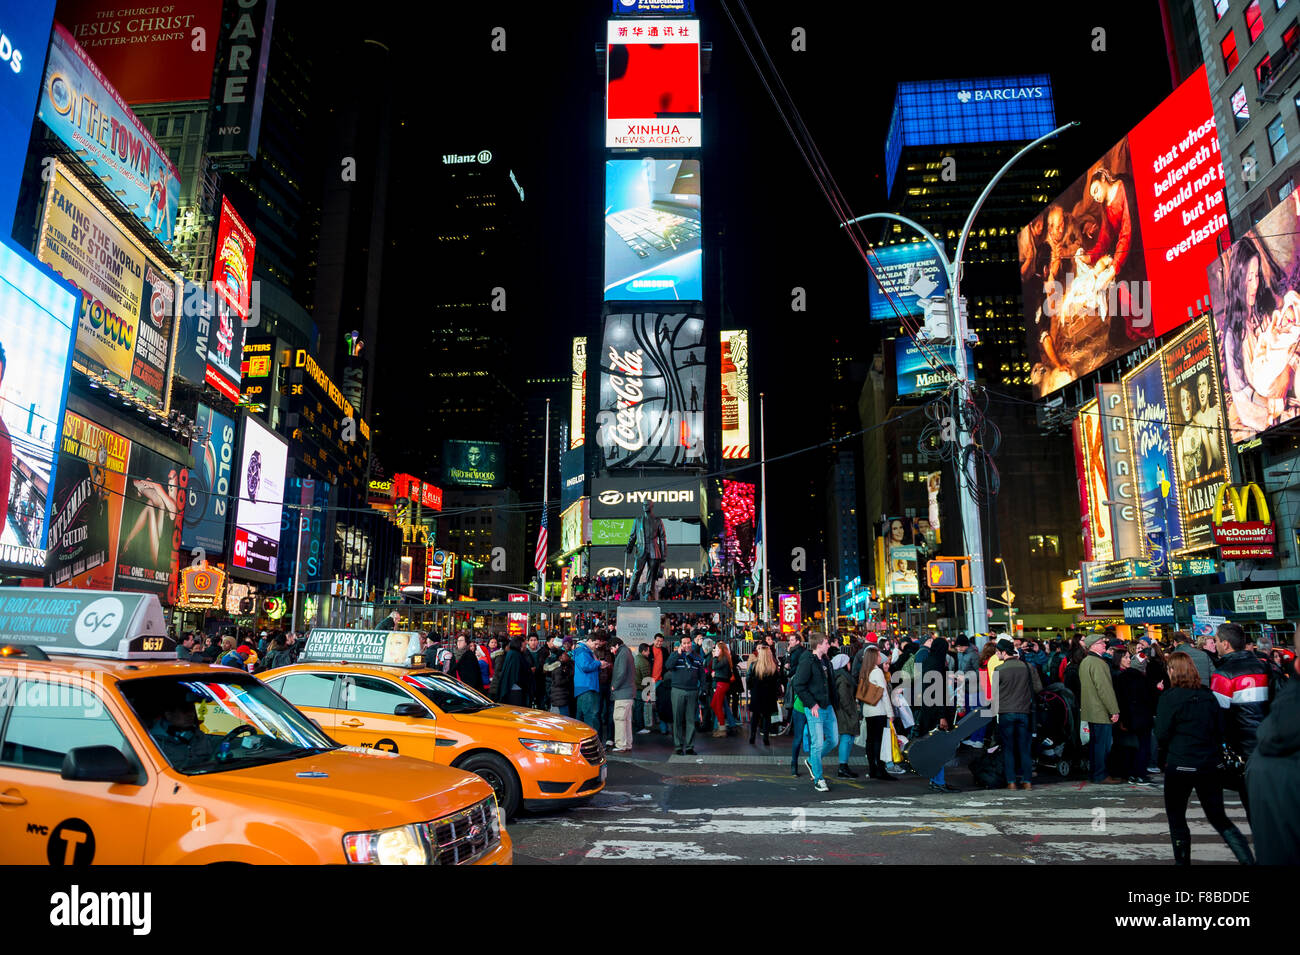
top-left (340, 718), bottom-right (364, 728)
top-left (0, 790), bottom-right (27, 806)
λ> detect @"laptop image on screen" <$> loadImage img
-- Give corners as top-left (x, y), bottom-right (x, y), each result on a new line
top-left (605, 160), bottom-right (701, 293)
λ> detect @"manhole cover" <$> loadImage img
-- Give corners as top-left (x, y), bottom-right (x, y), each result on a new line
top-left (674, 774), bottom-right (741, 785)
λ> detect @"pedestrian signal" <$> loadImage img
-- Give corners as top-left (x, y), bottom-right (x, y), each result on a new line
top-left (925, 557), bottom-right (971, 591)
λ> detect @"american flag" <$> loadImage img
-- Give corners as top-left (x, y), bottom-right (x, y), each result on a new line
top-left (534, 507), bottom-right (548, 573)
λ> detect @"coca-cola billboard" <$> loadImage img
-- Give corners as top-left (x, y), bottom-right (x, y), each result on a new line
top-left (596, 311), bottom-right (706, 469)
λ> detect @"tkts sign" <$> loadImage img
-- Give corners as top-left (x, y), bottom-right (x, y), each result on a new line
top-left (1212, 483), bottom-right (1275, 559)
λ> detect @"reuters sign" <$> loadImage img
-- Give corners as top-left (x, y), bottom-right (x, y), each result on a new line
top-left (1212, 483), bottom-right (1275, 559)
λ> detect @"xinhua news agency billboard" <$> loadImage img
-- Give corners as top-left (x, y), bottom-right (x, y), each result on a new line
top-left (606, 18), bottom-right (700, 149)
top-left (885, 74), bottom-right (1056, 196)
top-left (1020, 65), bottom-right (1227, 399)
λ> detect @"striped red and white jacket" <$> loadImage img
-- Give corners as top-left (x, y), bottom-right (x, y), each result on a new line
top-left (1211, 651), bottom-right (1272, 758)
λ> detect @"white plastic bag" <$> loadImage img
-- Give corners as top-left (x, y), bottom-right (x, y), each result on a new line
top-left (892, 688), bottom-right (915, 729)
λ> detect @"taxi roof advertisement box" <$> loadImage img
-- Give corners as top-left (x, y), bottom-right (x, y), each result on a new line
top-left (37, 22), bottom-right (181, 251)
top-left (0, 240), bottom-right (79, 573)
top-left (0, 587), bottom-right (170, 658)
top-left (0, 0), bottom-right (56, 234)
top-left (301, 628), bottom-right (421, 666)
top-left (56, 0), bottom-right (224, 105)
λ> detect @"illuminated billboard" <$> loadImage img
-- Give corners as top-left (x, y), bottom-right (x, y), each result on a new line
top-left (895, 338), bottom-right (974, 398)
top-left (721, 479), bottom-right (755, 574)
top-left (38, 22), bottom-right (180, 249)
top-left (181, 403), bottom-right (236, 557)
top-left (1208, 189), bottom-right (1300, 443)
top-left (1074, 400), bottom-right (1114, 562)
top-left (596, 311), bottom-right (705, 468)
top-left (604, 159), bottom-right (701, 301)
top-left (1159, 318), bottom-right (1229, 553)
top-left (38, 163), bottom-right (176, 414)
top-left (0, 0), bottom-right (56, 234)
top-left (571, 336), bottom-right (586, 448)
top-left (1020, 65), bottom-right (1226, 398)
top-left (1097, 382), bottom-right (1142, 559)
top-left (232, 414), bottom-right (287, 582)
top-left (0, 240), bottom-right (78, 572)
top-left (606, 19), bottom-right (700, 149)
top-left (443, 440), bottom-right (505, 488)
top-left (206, 196), bottom-right (253, 401)
top-left (885, 75), bottom-right (1055, 196)
top-left (867, 243), bottom-right (950, 319)
top-left (1123, 353), bottom-right (1185, 559)
top-left (721, 330), bottom-right (750, 459)
top-left (59, 0), bottom-right (223, 104)
top-left (117, 441), bottom-right (187, 599)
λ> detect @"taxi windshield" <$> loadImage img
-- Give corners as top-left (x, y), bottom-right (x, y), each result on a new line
top-left (402, 672), bottom-right (497, 714)
top-left (119, 673), bottom-right (337, 775)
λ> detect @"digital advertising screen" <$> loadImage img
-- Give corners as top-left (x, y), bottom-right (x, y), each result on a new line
top-left (232, 414), bottom-right (287, 581)
top-left (596, 311), bottom-right (705, 468)
top-left (1074, 400), bottom-right (1114, 563)
top-left (58, 0), bottom-right (224, 105)
top-left (894, 338), bottom-right (975, 398)
top-left (49, 410), bottom-right (129, 590)
top-left (720, 478), bottom-right (755, 574)
top-left (38, 22), bottom-right (180, 250)
top-left (1123, 353), bottom-right (1186, 557)
top-left (38, 164), bottom-right (176, 413)
top-left (886, 75), bottom-right (1055, 196)
top-left (1159, 318), bottom-right (1229, 553)
top-left (591, 474), bottom-right (704, 521)
top-left (560, 446), bottom-right (585, 512)
top-left (1020, 65), bottom-right (1226, 399)
top-left (867, 243), bottom-right (950, 320)
top-left (1208, 189), bottom-right (1300, 443)
top-left (885, 544), bottom-right (919, 597)
top-left (604, 159), bottom-right (701, 301)
top-left (116, 441), bottom-right (187, 599)
top-left (0, 240), bottom-right (78, 572)
top-left (606, 18), bottom-right (700, 149)
top-left (443, 440), bottom-right (505, 488)
top-left (181, 403), bottom-right (236, 557)
top-left (570, 336), bottom-right (586, 449)
top-left (0, 0), bottom-right (56, 235)
top-left (720, 329), bottom-right (750, 459)
top-left (208, 196), bottom-right (253, 400)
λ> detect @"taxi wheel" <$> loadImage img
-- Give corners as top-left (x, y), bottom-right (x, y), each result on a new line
top-left (460, 753), bottom-right (521, 820)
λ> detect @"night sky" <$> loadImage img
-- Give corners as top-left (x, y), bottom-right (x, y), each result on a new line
top-left (385, 1), bottom-right (1175, 579)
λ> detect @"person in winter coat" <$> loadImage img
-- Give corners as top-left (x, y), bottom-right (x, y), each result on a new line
top-left (451, 636), bottom-right (484, 690)
top-left (610, 637), bottom-right (636, 751)
top-left (1212, 622), bottom-right (1273, 762)
top-left (1155, 651), bottom-right (1255, 865)
top-left (709, 642), bottom-right (736, 738)
top-left (831, 654), bottom-right (860, 779)
top-left (791, 633), bottom-right (837, 792)
top-left (1080, 632), bottom-right (1122, 783)
top-left (492, 637), bottom-right (531, 706)
top-left (1245, 654), bottom-right (1300, 865)
top-left (634, 643), bottom-right (654, 734)
top-left (857, 645), bottom-right (896, 780)
top-left (919, 636), bottom-right (959, 793)
top-left (1171, 630), bottom-right (1212, 688)
top-left (1114, 643), bottom-right (1155, 782)
top-left (526, 634), bottom-right (549, 709)
top-left (747, 644), bottom-right (780, 746)
top-left (545, 643), bottom-right (575, 716)
top-left (785, 632), bottom-right (808, 767)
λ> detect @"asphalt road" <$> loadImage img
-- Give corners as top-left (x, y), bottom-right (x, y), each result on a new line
top-left (509, 748), bottom-right (1251, 865)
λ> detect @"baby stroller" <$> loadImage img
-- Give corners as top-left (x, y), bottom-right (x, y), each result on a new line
top-left (1032, 683), bottom-right (1079, 777)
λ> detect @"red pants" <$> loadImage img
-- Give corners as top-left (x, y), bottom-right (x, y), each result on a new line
top-left (711, 680), bottom-right (730, 723)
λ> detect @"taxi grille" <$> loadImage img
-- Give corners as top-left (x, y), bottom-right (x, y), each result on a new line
top-left (580, 736), bottom-right (605, 765)
top-left (418, 797), bottom-right (501, 865)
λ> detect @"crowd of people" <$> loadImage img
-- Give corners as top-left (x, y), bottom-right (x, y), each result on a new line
top-left (566, 572), bottom-right (736, 602)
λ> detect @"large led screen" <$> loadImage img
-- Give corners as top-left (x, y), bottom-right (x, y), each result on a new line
top-left (895, 338), bottom-right (975, 398)
top-left (596, 311), bottom-right (705, 468)
top-left (38, 22), bottom-right (180, 250)
top-left (1020, 66), bottom-right (1226, 398)
top-left (867, 243), bottom-right (950, 319)
top-left (606, 19), bottom-right (700, 149)
top-left (604, 159), bottom-right (701, 301)
top-left (38, 163), bottom-right (176, 413)
top-left (0, 0), bottom-right (56, 234)
top-left (0, 240), bottom-right (78, 572)
top-left (570, 336), bottom-right (586, 449)
top-left (116, 441), bottom-right (187, 599)
top-left (207, 196), bottom-right (253, 401)
top-left (49, 411), bottom-right (129, 590)
top-left (181, 402), bottom-right (236, 557)
top-left (232, 414), bottom-right (286, 581)
top-left (1123, 353), bottom-right (1186, 558)
top-left (1208, 189), bottom-right (1300, 443)
top-left (1074, 400), bottom-right (1114, 562)
top-left (721, 329), bottom-right (750, 458)
top-left (443, 440), bottom-right (505, 488)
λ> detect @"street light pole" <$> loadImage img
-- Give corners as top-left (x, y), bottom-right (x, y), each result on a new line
top-left (841, 121), bottom-right (1077, 637)
top-left (760, 392), bottom-right (771, 629)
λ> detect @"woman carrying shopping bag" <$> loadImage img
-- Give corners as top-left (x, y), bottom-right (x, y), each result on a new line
top-left (858, 645), bottom-right (897, 781)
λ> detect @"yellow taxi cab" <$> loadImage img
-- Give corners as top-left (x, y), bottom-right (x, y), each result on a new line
top-left (263, 628), bottom-right (607, 818)
top-left (0, 589), bottom-right (510, 865)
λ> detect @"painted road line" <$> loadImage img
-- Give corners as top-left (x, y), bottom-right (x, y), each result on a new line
top-left (585, 841), bottom-right (742, 861)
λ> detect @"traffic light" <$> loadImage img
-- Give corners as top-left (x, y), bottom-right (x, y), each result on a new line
top-left (926, 556), bottom-right (972, 591)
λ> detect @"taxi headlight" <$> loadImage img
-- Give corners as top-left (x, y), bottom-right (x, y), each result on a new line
top-left (343, 824), bottom-right (430, 865)
top-left (519, 738), bottom-right (575, 756)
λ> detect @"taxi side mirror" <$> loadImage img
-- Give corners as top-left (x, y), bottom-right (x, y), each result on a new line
top-left (61, 746), bottom-right (140, 785)
top-left (394, 702), bottom-right (431, 718)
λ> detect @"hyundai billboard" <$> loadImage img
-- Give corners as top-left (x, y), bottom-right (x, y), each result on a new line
top-left (604, 159), bottom-right (701, 301)
top-left (606, 19), bottom-right (700, 148)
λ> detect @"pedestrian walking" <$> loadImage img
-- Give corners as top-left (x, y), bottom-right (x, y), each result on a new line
top-left (991, 637), bottom-right (1041, 790)
top-left (792, 633), bottom-right (837, 792)
top-left (1155, 651), bottom-right (1255, 865)
top-left (831, 653), bottom-right (860, 778)
top-left (665, 634), bottom-right (705, 754)
top-left (610, 636), bottom-right (636, 752)
top-left (920, 636), bottom-right (959, 793)
top-left (710, 641), bottom-right (735, 738)
top-left (747, 644), bottom-right (780, 746)
top-left (1245, 652), bottom-right (1300, 864)
top-left (857, 645), bottom-right (896, 781)
top-left (785, 632), bottom-right (808, 772)
top-left (1080, 632), bottom-right (1122, 783)
top-left (573, 633), bottom-right (605, 731)
top-left (1114, 642), bottom-right (1155, 782)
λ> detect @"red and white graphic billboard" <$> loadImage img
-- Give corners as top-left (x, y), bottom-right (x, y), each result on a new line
top-left (779, 593), bottom-right (801, 634)
top-left (606, 19), bottom-right (701, 148)
top-left (508, 592), bottom-right (528, 636)
top-left (213, 196), bottom-right (255, 320)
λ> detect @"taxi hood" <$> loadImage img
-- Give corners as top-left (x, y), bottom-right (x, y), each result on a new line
top-left (190, 747), bottom-right (493, 827)
top-left (456, 705), bottom-right (596, 741)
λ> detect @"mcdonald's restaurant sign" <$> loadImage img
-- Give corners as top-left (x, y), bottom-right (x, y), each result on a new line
top-left (1211, 484), bottom-right (1275, 559)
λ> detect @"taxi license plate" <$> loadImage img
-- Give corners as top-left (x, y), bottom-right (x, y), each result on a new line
top-left (600, 763), bottom-right (607, 782)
